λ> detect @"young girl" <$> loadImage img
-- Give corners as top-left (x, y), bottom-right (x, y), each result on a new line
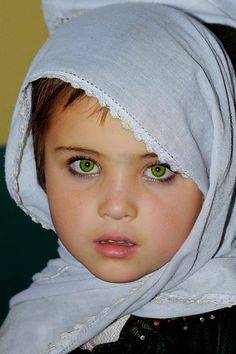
top-left (1, 2), bottom-right (236, 353)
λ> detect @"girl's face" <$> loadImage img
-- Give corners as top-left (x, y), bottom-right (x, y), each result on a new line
top-left (44, 96), bottom-right (203, 283)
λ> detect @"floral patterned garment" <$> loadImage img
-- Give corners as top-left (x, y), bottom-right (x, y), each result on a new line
top-left (70, 306), bottom-right (236, 354)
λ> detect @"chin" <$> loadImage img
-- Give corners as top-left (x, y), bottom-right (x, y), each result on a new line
top-left (90, 268), bottom-right (145, 284)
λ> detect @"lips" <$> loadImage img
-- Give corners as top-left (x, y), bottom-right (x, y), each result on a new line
top-left (94, 234), bottom-right (138, 258)
top-left (98, 239), bottom-right (135, 246)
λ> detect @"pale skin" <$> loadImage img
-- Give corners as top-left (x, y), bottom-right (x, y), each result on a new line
top-left (44, 95), bottom-right (203, 283)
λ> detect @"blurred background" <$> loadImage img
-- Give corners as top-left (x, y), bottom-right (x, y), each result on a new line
top-left (0, 1), bottom-right (47, 145)
top-left (0, 1), bottom-right (58, 326)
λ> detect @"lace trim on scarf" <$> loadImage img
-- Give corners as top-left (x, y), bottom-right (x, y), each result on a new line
top-left (12, 70), bottom-right (192, 230)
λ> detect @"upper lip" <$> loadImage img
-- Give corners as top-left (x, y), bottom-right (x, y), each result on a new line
top-left (94, 233), bottom-right (137, 245)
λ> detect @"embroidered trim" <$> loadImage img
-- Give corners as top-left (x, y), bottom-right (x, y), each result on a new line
top-left (154, 294), bottom-right (236, 307)
top-left (29, 70), bottom-right (188, 171)
top-left (81, 315), bottom-right (130, 351)
top-left (33, 265), bottom-right (73, 282)
top-left (44, 274), bottom-right (153, 353)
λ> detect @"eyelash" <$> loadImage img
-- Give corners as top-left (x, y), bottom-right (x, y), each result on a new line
top-left (67, 156), bottom-right (176, 183)
top-left (144, 163), bottom-right (175, 184)
top-left (68, 156), bottom-right (100, 178)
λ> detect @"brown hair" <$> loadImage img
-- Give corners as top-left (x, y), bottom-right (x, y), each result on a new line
top-left (31, 78), bottom-right (108, 188)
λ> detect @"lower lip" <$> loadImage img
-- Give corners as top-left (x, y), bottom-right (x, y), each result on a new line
top-left (94, 242), bottom-right (138, 258)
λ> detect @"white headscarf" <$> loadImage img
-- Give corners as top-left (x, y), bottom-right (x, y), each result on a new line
top-left (1, 3), bottom-right (236, 353)
top-left (41, 0), bottom-right (236, 34)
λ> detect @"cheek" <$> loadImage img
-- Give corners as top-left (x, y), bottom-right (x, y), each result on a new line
top-left (147, 199), bottom-right (183, 234)
top-left (45, 166), bottom-right (93, 229)
top-left (46, 182), bottom-right (92, 237)
top-left (145, 186), bottom-right (202, 238)
top-left (163, 192), bottom-right (202, 238)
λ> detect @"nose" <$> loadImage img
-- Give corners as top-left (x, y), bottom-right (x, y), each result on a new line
top-left (98, 190), bottom-right (138, 222)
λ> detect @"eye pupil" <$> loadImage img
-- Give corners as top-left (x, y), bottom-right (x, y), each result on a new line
top-left (80, 159), bottom-right (94, 172)
top-left (151, 165), bottom-right (166, 177)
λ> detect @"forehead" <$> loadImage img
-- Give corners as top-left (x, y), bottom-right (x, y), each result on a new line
top-left (46, 94), bottom-right (151, 159)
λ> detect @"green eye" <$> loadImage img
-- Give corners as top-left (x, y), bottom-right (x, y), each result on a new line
top-left (79, 159), bottom-right (95, 173)
top-left (70, 158), bottom-right (99, 175)
top-left (150, 164), bottom-right (166, 178)
top-left (145, 163), bottom-right (174, 182)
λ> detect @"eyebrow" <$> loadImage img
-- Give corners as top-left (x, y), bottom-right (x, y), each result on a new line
top-left (55, 146), bottom-right (101, 157)
top-left (55, 146), bottom-right (158, 160)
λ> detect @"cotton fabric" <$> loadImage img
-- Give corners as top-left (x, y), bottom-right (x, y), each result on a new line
top-left (1, 3), bottom-right (236, 353)
top-left (41, 0), bottom-right (236, 34)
